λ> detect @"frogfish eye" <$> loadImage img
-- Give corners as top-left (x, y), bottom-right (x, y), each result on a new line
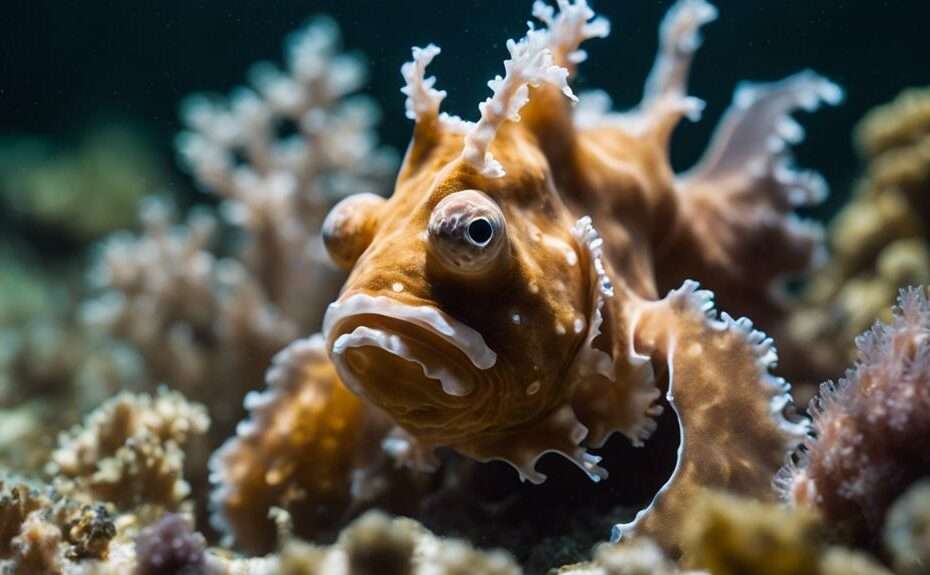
top-left (322, 193), bottom-right (385, 270)
top-left (427, 189), bottom-right (508, 276)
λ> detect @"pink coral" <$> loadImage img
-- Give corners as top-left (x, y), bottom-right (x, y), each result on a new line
top-left (779, 287), bottom-right (930, 546)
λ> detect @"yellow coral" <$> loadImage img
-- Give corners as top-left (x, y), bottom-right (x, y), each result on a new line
top-left (786, 86), bottom-right (930, 382)
top-left (47, 389), bottom-right (209, 514)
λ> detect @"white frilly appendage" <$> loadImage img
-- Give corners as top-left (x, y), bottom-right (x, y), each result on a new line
top-left (640, 0), bottom-right (718, 125)
top-left (399, 44), bottom-right (473, 134)
top-left (570, 216), bottom-right (662, 448)
top-left (681, 70), bottom-right (844, 208)
top-left (531, 0), bottom-right (610, 66)
top-left (401, 44), bottom-right (446, 122)
top-left (460, 25), bottom-right (577, 178)
top-left (574, 0), bottom-right (716, 135)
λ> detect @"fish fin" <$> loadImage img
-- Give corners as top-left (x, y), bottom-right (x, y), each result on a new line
top-left (569, 216), bottom-right (663, 449)
top-left (615, 281), bottom-right (808, 557)
top-left (463, 405), bottom-right (608, 485)
top-left (657, 71), bottom-right (842, 323)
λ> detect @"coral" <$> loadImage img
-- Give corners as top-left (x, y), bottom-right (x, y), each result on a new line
top-left (0, 480), bottom-right (120, 572)
top-left (176, 16), bottom-right (396, 331)
top-left (320, 0), bottom-right (830, 556)
top-left (779, 288), bottom-right (930, 548)
top-left (884, 480), bottom-right (930, 575)
top-left (8, 512), bottom-right (65, 575)
top-left (554, 538), bottom-right (691, 575)
top-left (0, 124), bottom-right (170, 242)
top-left (62, 505), bottom-right (117, 561)
top-left (681, 490), bottom-right (823, 574)
top-left (784, 86), bottom-right (930, 383)
top-left (132, 513), bottom-right (208, 575)
top-left (85, 199), bottom-right (294, 445)
top-left (0, 246), bottom-right (140, 475)
top-left (47, 389), bottom-right (209, 514)
top-left (87, 16), bottom-right (398, 465)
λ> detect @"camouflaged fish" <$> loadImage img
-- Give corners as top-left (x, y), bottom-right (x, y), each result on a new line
top-left (217, 0), bottom-right (843, 554)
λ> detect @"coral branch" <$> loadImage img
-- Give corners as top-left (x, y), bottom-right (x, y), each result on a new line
top-left (779, 287), bottom-right (930, 547)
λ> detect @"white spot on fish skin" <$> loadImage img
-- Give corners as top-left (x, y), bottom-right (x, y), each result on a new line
top-left (528, 223), bottom-right (544, 243)
top-left (511, 312), bottom-right (522, 325)
top-left (526, 380), bottom-right (541, 395)
top-left (565, 249), bottom-right (578, 266)
top-left (529, 281), bottom-right (539, 294)
top-left (540, 234), bottom-right (578, 266)
top-left (555, 322), bottom-right (567, 335)
top-left (573, 316), bottom-right (586, 334)
top-left (392, 282), bottom-right (405, 293)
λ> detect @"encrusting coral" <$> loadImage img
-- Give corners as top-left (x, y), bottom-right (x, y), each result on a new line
top-left (312, 0), bottom-right (836, 556)
top-left (784, 86), bottom-right (930, 384)
top-left (46, 389), bottom-right (209, 517)
top-left (556, 490), bottom-right (893, 575)
top-left (779, 287), bottom-right (930, 549)
top-left (884, 481), bottom-right (930, 575)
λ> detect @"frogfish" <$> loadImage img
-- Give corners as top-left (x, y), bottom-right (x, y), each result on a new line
top-left (218, 0), bottom-right (844, 555)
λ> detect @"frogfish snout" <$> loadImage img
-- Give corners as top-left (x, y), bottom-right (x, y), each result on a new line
top-left (322, 293), bottom-right (500, 432)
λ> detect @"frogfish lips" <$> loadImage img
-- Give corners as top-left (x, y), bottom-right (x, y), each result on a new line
top-left (321, 293), bottom-right (498, 406)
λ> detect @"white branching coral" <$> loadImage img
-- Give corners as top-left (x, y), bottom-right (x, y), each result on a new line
top-left (84, 200), bottom-right (295, 448)
top-left (178, 17), bottom-right (395, 206)
top-left (87, 17), bottom-right (399, 460)
top-left (177, 17), bottom-right (396, 327)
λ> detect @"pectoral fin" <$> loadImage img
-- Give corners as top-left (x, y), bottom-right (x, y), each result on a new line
top-left (616, 281), bottom-right (808, 557)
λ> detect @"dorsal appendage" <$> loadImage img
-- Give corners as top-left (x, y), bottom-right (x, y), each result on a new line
top-left (400, 44), bottom-right (472, 135)
top-left (531, 0), bottom-right (610, 69)
top-left (460, 27), bottom-right (577, 178)
top-left (574, 0), bottom-right (717, 145)
top-left (399, 0), bottom-right (610, 177)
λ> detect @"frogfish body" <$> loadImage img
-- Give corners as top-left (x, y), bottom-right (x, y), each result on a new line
top-left (309, 0), bottom-right (839, 554)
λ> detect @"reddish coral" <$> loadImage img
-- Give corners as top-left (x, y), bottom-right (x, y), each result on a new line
top-left (779, 287), bottom-right (930, 546)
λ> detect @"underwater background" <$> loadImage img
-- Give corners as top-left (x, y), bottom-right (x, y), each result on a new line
top-left (0, 1), bottom-right (930, 574)
top-left (3, 1), bottom-right (929, 222)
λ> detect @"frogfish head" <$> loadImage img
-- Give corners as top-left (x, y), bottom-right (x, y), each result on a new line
top-left (320, 128), bottom-right (610, 453)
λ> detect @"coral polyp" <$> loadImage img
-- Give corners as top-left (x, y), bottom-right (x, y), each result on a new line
top-left (780, 287), bottom-right (930, 547)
